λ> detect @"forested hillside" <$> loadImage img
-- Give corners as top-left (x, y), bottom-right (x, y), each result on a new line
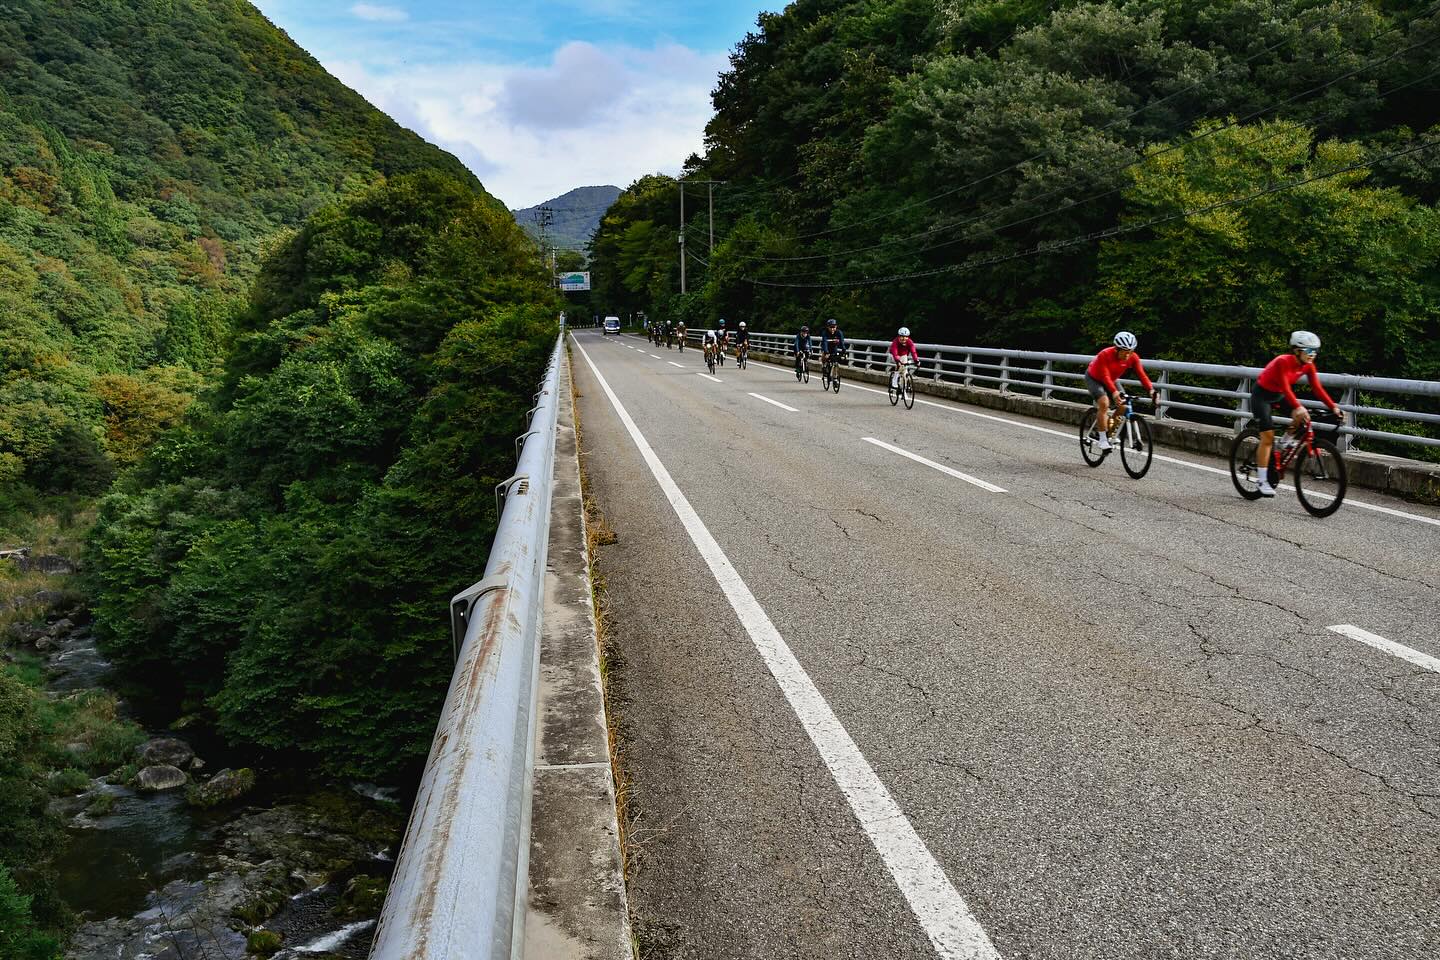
top-left (591, 0), bottom-right (1440, 380)
top-left (513, 184), bottom-right (622, 252)
top-left (0, 0), bottom-right (481, 518)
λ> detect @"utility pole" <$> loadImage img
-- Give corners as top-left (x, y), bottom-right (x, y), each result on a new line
top-left (533, 206), bottom-right (554, 282)
top-left (678, 180), bottom-right (724, 296)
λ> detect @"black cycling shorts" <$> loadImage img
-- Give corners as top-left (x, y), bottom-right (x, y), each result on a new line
top-left (1251, 384), bottom-right (1286, 432)
top-left (1084, 373), bottom-right (1109, 399)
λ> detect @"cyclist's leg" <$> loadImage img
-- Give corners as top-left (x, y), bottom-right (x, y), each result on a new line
top-left (1085, 374), bottom-right (1110, 446)
top-left (1250, 385), bottom-right (1284, 493)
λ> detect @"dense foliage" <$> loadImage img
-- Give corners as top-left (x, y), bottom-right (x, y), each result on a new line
top-left (590, 0), bottom-right (1440, 379)
top-left (87, 172), bottom-right (558, 781)
top-left (0, 0), bottom-right (481, 517)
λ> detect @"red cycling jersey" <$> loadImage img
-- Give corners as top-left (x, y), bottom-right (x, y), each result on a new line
top-left (889, 337), bottom-right (919, 363)
top-left (1257, 353), bottom-right (1336, 411)
top-left (1087, 346), bottom-right (1154, 394)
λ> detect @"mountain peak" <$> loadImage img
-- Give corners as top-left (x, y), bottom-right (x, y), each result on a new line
top-left (512, 185), bottom-right (622, 252)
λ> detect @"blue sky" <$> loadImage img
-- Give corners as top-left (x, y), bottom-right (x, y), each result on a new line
top-left (249, 1), bottom-right (775, 208)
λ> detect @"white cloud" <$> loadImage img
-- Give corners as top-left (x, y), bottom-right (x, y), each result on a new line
top-left (350, 3), bottom-right (408, 22)
top-left (326, 43), bottom-right (726, 209)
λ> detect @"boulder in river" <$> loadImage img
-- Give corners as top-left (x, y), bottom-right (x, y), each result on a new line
top-left (187, 767), bottom-right (256, 809)
top-left (44, 617), bottom-right (75, 638)
top-left (136, 764), bottom-right (188, 792)
top-left (139, 736), bottom-right (195, 768)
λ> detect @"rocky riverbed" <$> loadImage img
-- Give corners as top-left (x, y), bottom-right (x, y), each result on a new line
top-left (5, 550), bottom-right (402, 960)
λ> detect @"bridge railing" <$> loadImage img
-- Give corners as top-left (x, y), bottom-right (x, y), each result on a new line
top-left (690, 329), bottom-right (1440, 451)
top-left (370, 331), bottom-right (566, 960)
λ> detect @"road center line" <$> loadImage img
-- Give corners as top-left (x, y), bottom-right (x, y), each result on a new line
top-left (669, 361), bottom-right (686, 368)
top-left (574, 339), bottom-right (1000, 960)
top-left (749, 393), bottom-right (798, 413)
top-left (863, 437), bottom-right (1007, 493)
top-left (744, 357), bottom-right (1440, 528)
top-left (1328, 625), bottom-right (1440, 674)
top-left (651, 354), bottom-right (664, 359)
top-left (697, 373), bottom-right (723, 383)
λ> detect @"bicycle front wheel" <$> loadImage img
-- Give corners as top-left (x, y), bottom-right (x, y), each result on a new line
top-left (831, 366), bottom-right (841, 393)
top-left (801, 358), bottom-right (809, 383)
top-left (1120, 416), bottom-right (1153, 479)
top-left (1294, 437), bottom-right (1347, 517)
top-left (902, 374), bottom-right (915, 409)
top-left (1079, 411), bottom-right (1106, 467)
top-left (1229, 429), bottom-right (1265, 500)
top-left (887, 372), bottom-right (900, 405)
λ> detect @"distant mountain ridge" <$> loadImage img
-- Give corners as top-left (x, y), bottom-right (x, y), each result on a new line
top-left (512, 185), bottom-right (621, 252)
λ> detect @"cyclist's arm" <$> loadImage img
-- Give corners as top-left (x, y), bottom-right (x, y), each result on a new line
top-left (1303, 365), bottom-right (1340, 413)
top-left (1131, 356), bottom-right (1155, 394)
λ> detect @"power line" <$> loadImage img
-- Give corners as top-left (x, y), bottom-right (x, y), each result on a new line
top-left (745, 135), bottom-right (1439, 289)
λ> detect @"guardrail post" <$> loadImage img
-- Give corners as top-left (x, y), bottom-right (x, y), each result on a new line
top-left (932, 351), bottom-right (943, 383)
top-left (1340, 386), bottom-right (1358, 452)
top-left (1154, 370), bottom-right (1169, 420)
top-left (1041, 360), bottom-right (1054, 401)
top-left (964, 353), bottom-right (973, 387)
top-left (1235, 378), bottom-right (1251, 432)
top-left (999, 355), bottom-right (1010, 395)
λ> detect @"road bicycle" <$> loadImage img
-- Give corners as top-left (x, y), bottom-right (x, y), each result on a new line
top-left (820, 352), bottom-right (843, 393)
top-left (736, 342), bottom-right (748, 370)
top-left (1229, 410), bottom-right (1347, 517)
top-left (677, 328), bottom-right (686, 352)
top-left (796, 352), bottom-right (809, 383)
top-left (888, 360), bottom-right (917, 409)
top-left (665, 331), bottom-right (674, 349)
top-left (1079, 393), bottom-right (1153, 479)
top-left (704, 341), bottom-right (717, 374)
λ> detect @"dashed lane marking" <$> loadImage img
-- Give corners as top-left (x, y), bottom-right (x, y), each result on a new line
top-left (698, 373), bottom-right (723, 383)
top-left (749, 393), bottom-right (798, 413)
top-left (862, 437), bottom-right (1007, 493)
top-left (669, 362), bottom-right (686, 368)
top-left (1328, 625), bottom-right (1440, 674)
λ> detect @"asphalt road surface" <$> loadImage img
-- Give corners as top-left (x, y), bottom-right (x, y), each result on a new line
top-left (570, 330), bottom-right (1440, 960)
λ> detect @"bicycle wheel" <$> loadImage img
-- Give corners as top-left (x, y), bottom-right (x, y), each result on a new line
top-left (902, 373), bottom-right (915, 409)
top-left (1229, 428), bottom-right (1266, 500)
top-left (1294, 437), bottom-right (1347, 517)
top-left (801, 358), bottom-right (809, 383)
top-left (1119, 416), bottom-right (1153, 479)
top-left (831, 365), bottom-right (841, 393)
top-left (1079, 411), bottom-right (1107, 467)
top-left (706, 351), bottom-right (715, 374)
top-left (887, 372), bottom-right (900, 405)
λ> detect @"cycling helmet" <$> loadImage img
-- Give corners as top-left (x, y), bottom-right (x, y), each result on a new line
top-left (739, 321), bottom-right (747, 329)
top-left (826, 318), bottom-right (837, 327)
top-left (1289, 330), bottom-right (1320, 352)
top-left (718, 318), bottom-right (726, 326)
top-left (898, 326), bottom-right (911, 338)
top-left (801, 325), bottom-right (810, 333)
top-left (1113, 331), bottom-right (1138, 350)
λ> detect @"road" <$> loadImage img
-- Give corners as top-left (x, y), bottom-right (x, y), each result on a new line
top-left (569, 329), bottom-right (1440, 960)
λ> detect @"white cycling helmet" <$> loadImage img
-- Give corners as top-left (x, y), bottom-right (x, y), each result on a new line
top-left (898, 326), bottom-right (911, 337)
top-left (739, 321), bottom-right (747, 329)
top-left (1290, 330), bottom-right (1321, 351)
top-left (1113, 331), bottom-right (1138, 350)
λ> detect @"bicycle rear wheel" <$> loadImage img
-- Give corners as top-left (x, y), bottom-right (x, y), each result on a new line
top-left (1119, 416), bottom-right (1153, 479)
top-left (902, 373), bottom-right (915, 409)
top-left (1229, 428), bottom-right (1266, 500)
top-left (1294, 437), bottom-right (1347, 517)
top-left (1079, 411), bottom-right (1107, 466)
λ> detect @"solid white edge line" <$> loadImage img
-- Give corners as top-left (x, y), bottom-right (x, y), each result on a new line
top-left (573, 338), bottom-right (1001, 960)
top-left (749, 392), bottom-right (799, 413)
top-left (1327, 624), bottom-right (1440, 674)
top-left (863, 437), bottom-right (1007, 493)
top-left (743, 357), bottom-right (1440, 528)
top-left (698, 373), bottom-right (723, 383)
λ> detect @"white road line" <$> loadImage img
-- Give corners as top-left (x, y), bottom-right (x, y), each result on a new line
top-left (749, 393), bottom-right (798, 413)
top-left (698, 373), bottom-right (723, 383)
top-left (574, 339), bottom-right (1000, 960)
top-left (746, 358), bottom-right (1440, 528)
top-left (863, 437), bottom-right (1007, 493)
top-left (651, 354), bottom-right (664, 359)
top-left (669, 361), bottom-right (686, 369)
top-left (1328, 625), bottom-right (1440, 674)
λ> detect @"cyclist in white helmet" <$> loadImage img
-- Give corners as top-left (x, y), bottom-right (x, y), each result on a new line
top-left (1249, 330), bottom-right (1344, 497)
top-left (889, 326), bottom-right (920, 390)
top-left (1086, 331), bottom-right (1158, 451)
top-left (735, 320), bottom-right (750, 364)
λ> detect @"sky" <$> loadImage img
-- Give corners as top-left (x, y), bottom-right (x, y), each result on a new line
top-left (249, 1), bottom-right (775, 209)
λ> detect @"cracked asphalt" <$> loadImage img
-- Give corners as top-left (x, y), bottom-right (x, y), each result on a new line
top-left (570, 332), bottom-right (1440, 960)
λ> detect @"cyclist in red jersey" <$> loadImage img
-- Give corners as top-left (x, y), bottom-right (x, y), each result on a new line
top-left (1250, 330), bottom-right (1344, 497)
top-left (1085, 332), bottom-right (1158, 451)
top-left (889, 326), bottom-right (920, 389)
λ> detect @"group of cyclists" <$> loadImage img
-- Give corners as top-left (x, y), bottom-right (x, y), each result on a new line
top-left (675, 315), bottom-right (1343, 503)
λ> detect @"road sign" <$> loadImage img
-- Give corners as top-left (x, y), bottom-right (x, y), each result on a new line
top-left (558, 271), bottom-right (591, 291)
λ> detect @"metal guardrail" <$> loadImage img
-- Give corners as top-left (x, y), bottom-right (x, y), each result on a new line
top-left (371, 331), bottom-right (566, 960)
top-left (681, 329), bottom-right (1440, 450)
